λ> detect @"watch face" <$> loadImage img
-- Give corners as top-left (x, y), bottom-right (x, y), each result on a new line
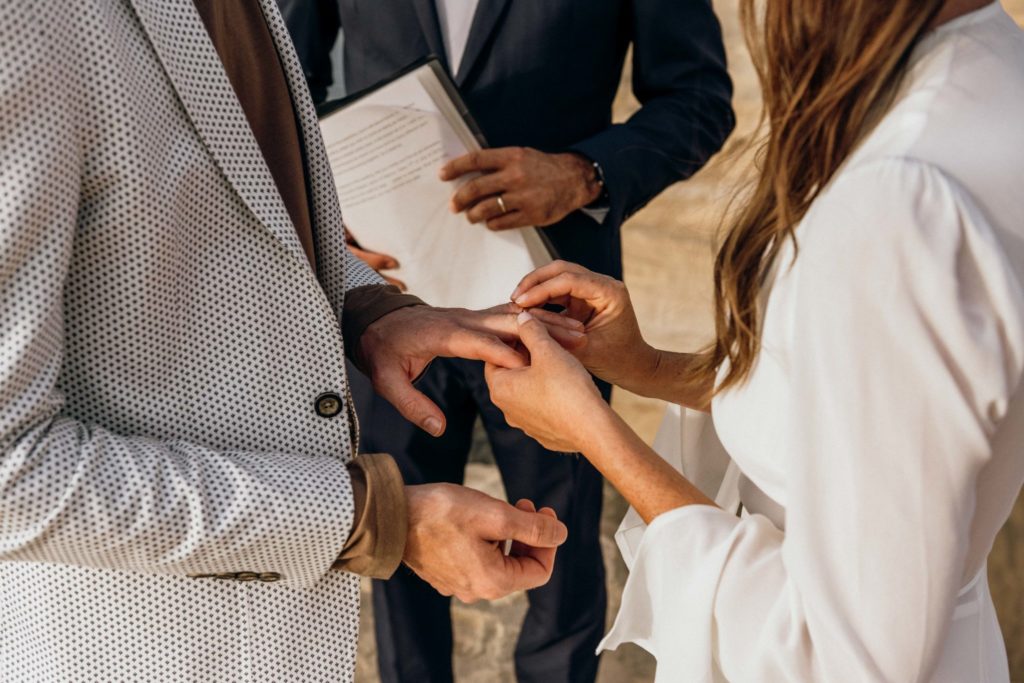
top-left (586, 160), bottom-right (610, 210)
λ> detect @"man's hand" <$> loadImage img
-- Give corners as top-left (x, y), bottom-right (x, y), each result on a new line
top-left (357, 305), bottom-right (585, 437)
top-left (440, 148), bottom-right (603, 231)
top-left (403, 483), bottom-right (567, 603)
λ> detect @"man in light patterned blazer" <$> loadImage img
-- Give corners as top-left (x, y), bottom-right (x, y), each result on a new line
top-left (0, 1), bottom-right (577, 680)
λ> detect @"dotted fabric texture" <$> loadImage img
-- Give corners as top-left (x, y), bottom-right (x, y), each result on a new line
top-left (0, 0), bottom-right (384, 680)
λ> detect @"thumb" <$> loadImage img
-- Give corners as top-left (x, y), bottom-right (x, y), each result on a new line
top-left (372, 365), bottom-right (446, 436)
top-left (498, 504), bottom-right (568, 548)
top-left (516, 311), bottom-right (558, 357)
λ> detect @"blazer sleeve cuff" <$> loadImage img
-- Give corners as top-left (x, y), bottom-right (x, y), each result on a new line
top-left (334, 453), bottom-right (408, 579)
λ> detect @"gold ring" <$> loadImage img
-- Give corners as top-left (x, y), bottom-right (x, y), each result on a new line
top-left (496, 195), bottom-right (508, 215)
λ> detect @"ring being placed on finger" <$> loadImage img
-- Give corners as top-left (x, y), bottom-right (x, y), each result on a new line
top-left (496, 195), bottom-right (508, 215)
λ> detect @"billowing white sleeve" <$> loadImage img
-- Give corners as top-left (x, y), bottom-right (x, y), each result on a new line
top-left (600, 159), bottom-right (1024, 681)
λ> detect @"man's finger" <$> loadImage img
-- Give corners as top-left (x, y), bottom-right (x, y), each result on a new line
top-left (348, 245), bottom-right (399, 271)
top-left (515, 311), bottom-right (562, 357)
top-left (450, 172), bottom-right (510, 212)
top-left (439, 148), bottom-right (512, 181)
top-left (500, 550), bottom-right (555, 593)
top-left (383, 274), bottom-right (408, 291)
top-left (492, 502), bottom-right (568, 548)
top-left (509, 500), bottom-right (539, 556)
top-left (449, 309), bottom-right (521, 343)
top-left (443, 328), bottom-right (527, 369)
top-left (466, 194), bottom-right (520, 225)
top-left (372, 365), bottom-right (446, 436)
top-left (485, 211), bottom-right (530, 231)
top-left (479, 302), bottom-right (523, 316)
top-left (525, 307), bottom-right (584, 332)
top-left (510, 260), bottom-right (589, 301)
top-left (461, 307), bottom-right (583, 354)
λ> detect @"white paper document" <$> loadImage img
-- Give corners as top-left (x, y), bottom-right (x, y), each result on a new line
top-left (319, 61), bottom-right (553, 310)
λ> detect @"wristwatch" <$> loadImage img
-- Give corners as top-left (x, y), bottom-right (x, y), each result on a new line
top-left (585, 158), bottom-right (610, 210)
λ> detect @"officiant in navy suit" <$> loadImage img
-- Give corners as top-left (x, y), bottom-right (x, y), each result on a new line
top-left (278, 1), bottom-right (734, 681)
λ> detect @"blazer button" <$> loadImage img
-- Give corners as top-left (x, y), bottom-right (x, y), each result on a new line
top-left (315, 393), bottom-right (342, 418)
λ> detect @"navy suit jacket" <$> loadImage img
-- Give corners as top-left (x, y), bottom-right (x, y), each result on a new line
top-left (280, 0), bottom-right (734, 279)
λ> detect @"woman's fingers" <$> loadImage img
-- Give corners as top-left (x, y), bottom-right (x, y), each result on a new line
top-left (455, 306), bottom-right (584, 351)
top-left (521, 306), bottom-right (583, 332)
top-left (510, 260), bottom-right (589, 301)
top-left (513, 271), bottom-right (617, 313)
top-left (443, 326), bottom-right (528, 369)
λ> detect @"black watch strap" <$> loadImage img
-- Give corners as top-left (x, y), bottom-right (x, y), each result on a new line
top-left (585, 158), bottom-right (610, 210)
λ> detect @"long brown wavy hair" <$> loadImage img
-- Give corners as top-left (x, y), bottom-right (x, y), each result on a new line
top-left (689, 0), bottom-right (946, 396)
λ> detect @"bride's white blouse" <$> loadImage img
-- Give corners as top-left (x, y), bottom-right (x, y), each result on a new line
top-left (600, 4), bottom-right (1024, 682)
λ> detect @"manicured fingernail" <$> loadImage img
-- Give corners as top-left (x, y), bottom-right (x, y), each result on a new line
top-left (514, 294), bottom-right (528, 306)
top-left (423, 417), bottom-right (443, 436)
top-left (510, 287), bottom-right (523, 301)
top-left (517, 311), bottom-right (534, 325)
top-left (566, 330), bottom-right (585, 338)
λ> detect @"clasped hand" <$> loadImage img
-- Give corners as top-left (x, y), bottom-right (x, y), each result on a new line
top-left (353, 262), bottom-right (648, 602)
top-left (485, 261), bottom-right (657, 454)
top-left (440, 148), bottom-right (602, 231)
top-left (403, 484), bottom-right (566, 603)
top-left (354, 289), bottom-right (586, 602)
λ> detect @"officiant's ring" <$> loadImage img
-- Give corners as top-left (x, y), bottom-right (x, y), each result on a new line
top-left (496, 195), bottom-right (509, 215)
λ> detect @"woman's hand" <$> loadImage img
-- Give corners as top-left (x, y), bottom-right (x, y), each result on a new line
top-left (509, 261), bottom-right (659, 391)
top-left (485, 311), bottom-right (612, 453)
top-left (487, 313), bottom-right (715, 521)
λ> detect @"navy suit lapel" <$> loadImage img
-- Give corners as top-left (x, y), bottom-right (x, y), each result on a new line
top-left (457, 0), bottom-right (512, 86)
top-left (413, 0), bottom-right (451, 73)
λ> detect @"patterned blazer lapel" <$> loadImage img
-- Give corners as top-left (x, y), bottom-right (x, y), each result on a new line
top-left (256, 0), bottom-right (347, 256)
top-left (256, 0), bottom-right (352, 309)
top-left (127, 0), bottom-right (310, 270)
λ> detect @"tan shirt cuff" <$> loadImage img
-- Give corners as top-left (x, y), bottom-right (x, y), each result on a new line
top-left (335, 453), bottom-right (408, 579)
top-left (343, 284), bottom-right (426, 371)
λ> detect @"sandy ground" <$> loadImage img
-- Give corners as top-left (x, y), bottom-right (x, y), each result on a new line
top-left (355, 2), bottom-right (1024, 680)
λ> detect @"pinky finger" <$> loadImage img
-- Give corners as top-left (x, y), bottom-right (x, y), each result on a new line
top-left (485, 211), bottom-right (529, 231)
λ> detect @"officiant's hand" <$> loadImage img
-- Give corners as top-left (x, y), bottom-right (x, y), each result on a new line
top-left (404, 484), bottom-right (566, 603)
top-left (510, 261), bottom-right (660, 391)
top-left (440, 148), bottom-right (602, 230)
top-left (358, 304), bottom-right (585, 437)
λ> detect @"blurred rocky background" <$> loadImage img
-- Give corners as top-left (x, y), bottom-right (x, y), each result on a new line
top-left (355, 2), bottom-right (1024, 680)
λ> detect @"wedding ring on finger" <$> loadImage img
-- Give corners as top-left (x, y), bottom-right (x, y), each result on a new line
top-left (496, 195), bottom-right (509, 215)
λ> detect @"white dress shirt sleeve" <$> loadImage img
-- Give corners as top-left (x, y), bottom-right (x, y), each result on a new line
top-left (599, 159), bottom-right (1024, 681)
